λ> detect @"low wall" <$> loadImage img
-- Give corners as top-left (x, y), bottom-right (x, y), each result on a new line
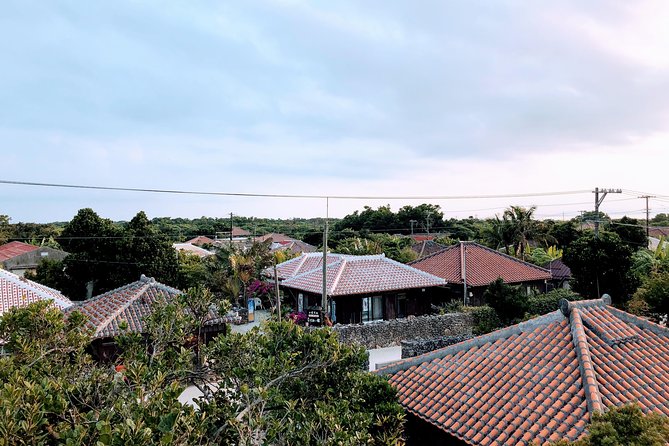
top-left (401, 334), bottom-right (474, 359)
top-left (333, 313), bottom-right (472, 349)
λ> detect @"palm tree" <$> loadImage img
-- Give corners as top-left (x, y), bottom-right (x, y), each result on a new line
top-left (500, 206), bottom-right (555, 261)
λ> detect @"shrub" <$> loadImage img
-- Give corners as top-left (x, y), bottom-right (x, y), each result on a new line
top-left (463, 305), bottom-right (502, 335)
top-left (483, 278), bottom-right (528, 324)
top-left (526, 289), bottom-right (581, 316)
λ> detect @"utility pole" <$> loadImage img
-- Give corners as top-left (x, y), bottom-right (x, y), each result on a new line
top-left (425, 212), bottom-right (432, 235)
top-left (639, 195), bottom-right (655, 239)
top-left (409, 219), bottom-right (417, 235)
top-left (229, 212), bottom-right (233, 244)
top-left (593, 187), bottom-right (622, 237)
top-left (322, 197), bottom-right (329, 319)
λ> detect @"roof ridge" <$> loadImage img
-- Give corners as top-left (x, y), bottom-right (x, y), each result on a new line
top-left (0, 268), bottom-right (72, 308)
top-left (467, 241), bottom-right (552, 274)
top-left (383, 254), bottom-right (448, 284)
top-left (328, 257), bottom-right (347, 295)
top-left (91, 281), bottom-right (152, 337)
top-left (606, 305), bottom-right (669, 339)
top-left (377, 310), bottom-right (562, 376)
top-left (568, 307), bottom-right (604, 415)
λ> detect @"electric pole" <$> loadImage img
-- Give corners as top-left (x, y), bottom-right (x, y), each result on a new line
top-left (593, 187), bottom-right (622, 237)
top-left (229, 212), bottom-right (233, 244)
top-left (322, 197), bottom-right (329, 319)
top-left (639, 195), bottom-right (655, 239)
top-left (409, 219), bottom-right (417, 235)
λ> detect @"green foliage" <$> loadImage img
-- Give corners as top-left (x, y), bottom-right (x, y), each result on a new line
top-left (526, 289), bottom-right (581, 316)
top-left (552, 404), bottom-right (669, 446)
top-left (630, 271), bottom-right (669, 323)
top-left (547, 220), bottom-right (580, 249)
top-left (563, 231), bottom-right (637, 305)
top-left (482, 278), bottom-right (528, 325)
top-left (0, 290), bottom-right (403, 445)
top-left (462, 305), bottom-right (502, 334)
top-left (651, 213), bottom-right (669, 226)
top-left (610, 216), bottom-right (648, 252)
top-left (201, 321), bottom-right (405, 445)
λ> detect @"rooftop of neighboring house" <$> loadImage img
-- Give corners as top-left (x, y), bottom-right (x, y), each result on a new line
top-left (649, 226), bottom-right (669, 239)
top-left (184, 235), bottom-right (215, 246)
top-left (378, 297), bottom-right (669, 445)
top-left (410, 240), bottom-right (448, 259)
top-left (255, 233), bottom-right (294, 243)
top-left (231, 227), bottom-right (251, 237)
top-left (68, 275), bottom-right (234, 339)
top-left (0, 241), bottom-right (39, 262)
top-left (173, 242), bottom-right (215, 258)
top-left (0, 268), bottom-right (73, 316)
top-left (270, 239), bottom-right (317, 254)
top-left (277, 253), bottom-right (447, 297)
top-left (544, 258), bottom-right (572, 281)
top-left (410, 241), bottom-right (551, 287)
top-left (267, 252), bottom-right (353, 281)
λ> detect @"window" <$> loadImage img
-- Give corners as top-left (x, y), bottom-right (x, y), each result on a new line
top-left (396, 293), bottom-right (407, 318)
top-left (362, 296), bottom-right (384, 323)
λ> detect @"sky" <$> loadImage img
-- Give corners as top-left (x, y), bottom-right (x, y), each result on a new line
top-left (2, 0), bottom-right (669, 224)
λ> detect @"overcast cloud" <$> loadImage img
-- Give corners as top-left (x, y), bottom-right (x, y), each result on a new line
top-left (1, 1), bottom-right (669, 223)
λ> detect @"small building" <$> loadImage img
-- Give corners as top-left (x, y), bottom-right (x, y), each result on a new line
top-left (410, 240), bottom-right (448, 259)
top-left (270, 253), bottom-right (446, 324)
top-left (68, 275), bottom-right (233, 360)
top-left (0, 241), bottom-right (68, 277)
top-left (378, 297), bottom-right (669, 445)
top-left (544, 258), bottom-right (572, 290)
top-left (173, 242), bottom-right (215, 258)
top-left (184, 235), bottom-right (216, 247)
top-left (0, 268), bottom-right (72, 316)
top-left (410, 241), bottom-right (551, 305)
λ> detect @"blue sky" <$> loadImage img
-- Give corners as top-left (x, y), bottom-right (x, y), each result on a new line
top-left (2, 1), bottom-right (669, 223)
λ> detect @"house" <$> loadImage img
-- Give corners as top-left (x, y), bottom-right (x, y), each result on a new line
top-left (270, 253), bottom-right (446, 324)
top-left (173, 242), bottom-right (215, 258)
top-left (270, 239), bottom-right (317, 255)
top-left (378, 296), bottom-right (669, 445)
top-left (0, 241), bottom-right (68, 277)
top-left (544, 258), bottom-right (572, 290)
top-left (0, 268), bottom-right (72, 316)
top-left (410, 240), bottom-right (448, 259)
top-left (184, 235), bottom-right (216, 247)
top-left (409, 241), bottom-right (551, 305)
top-left (68, 275), bottom-right (235, 360)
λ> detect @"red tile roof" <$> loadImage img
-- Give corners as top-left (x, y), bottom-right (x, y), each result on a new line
top-left (0, 241), bottom-right (39, 262)
top-left (269, 252), bottom-right (351, 281)
top-left (378, 297), bottom-right (669, 445)
top-left (173, 243), bottom-right (215, 258)
top-left (411, 240), bottom-right (448, 259)
top-left (70, 275), bottom-right (233, 339)
top-left (184, 236), bottom-right (215, 246)
top-left (0, 268), bottom-right (72, 315)
top-left (279, 253), bottom-right (446, 297)
top-left (410, 241), bottom-right (551, 286)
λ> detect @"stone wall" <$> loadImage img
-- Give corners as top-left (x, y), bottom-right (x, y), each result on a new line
top-left (333, 313), bottom-right (472, 349)
top-left (401, 334), bottom-right (474, 359)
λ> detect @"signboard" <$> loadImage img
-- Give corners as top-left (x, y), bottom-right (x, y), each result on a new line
top-left (307, 309), bottom-right (321, 326)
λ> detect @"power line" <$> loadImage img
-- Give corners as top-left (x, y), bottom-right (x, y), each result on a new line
top-left (0, 179), bottom-right (590, 201)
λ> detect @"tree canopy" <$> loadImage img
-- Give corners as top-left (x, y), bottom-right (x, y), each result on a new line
top-left (0, 292), bottom-right (405, 445)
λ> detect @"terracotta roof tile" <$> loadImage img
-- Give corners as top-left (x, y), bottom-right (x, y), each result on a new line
top-left (379, 296), bottom-right (669, 445)
top-left (68, 275), bottom-right (234, 339)
top-left (277, 253), bottom-right (446, 296)
top-left (410, 241), bottom-right (551, 286)
top-left (0, 241), bottom-right (40, 262)
top-left (0, 268), bottom-right (73, 315)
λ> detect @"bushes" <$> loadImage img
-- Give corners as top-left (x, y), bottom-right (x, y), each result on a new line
top-left (526, 289), bottom-right (581, 316)
top-left (462, 305), bottom-right (501, 335)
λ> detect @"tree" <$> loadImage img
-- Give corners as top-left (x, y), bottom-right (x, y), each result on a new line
top-left (0, 214), bottom-right (10, 244)
top-left (199, 321), bottom-right (405, 445)
top-left (0, 294), bottom-right (405, 445)
top-left (630, 271), bottom-right (669, 324)
top-left (610, 216), bottom-right (648, 251)
top-left (547, 220), bottom-right (580, 249)
top-left (552, 404), bottom-right (669, 446)
top-left (123, 211), bottom-right (178, 285)
top-left (563, 231), bottom-right (637, 304)
top-left (482, 278), bottom-right (528, 325)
